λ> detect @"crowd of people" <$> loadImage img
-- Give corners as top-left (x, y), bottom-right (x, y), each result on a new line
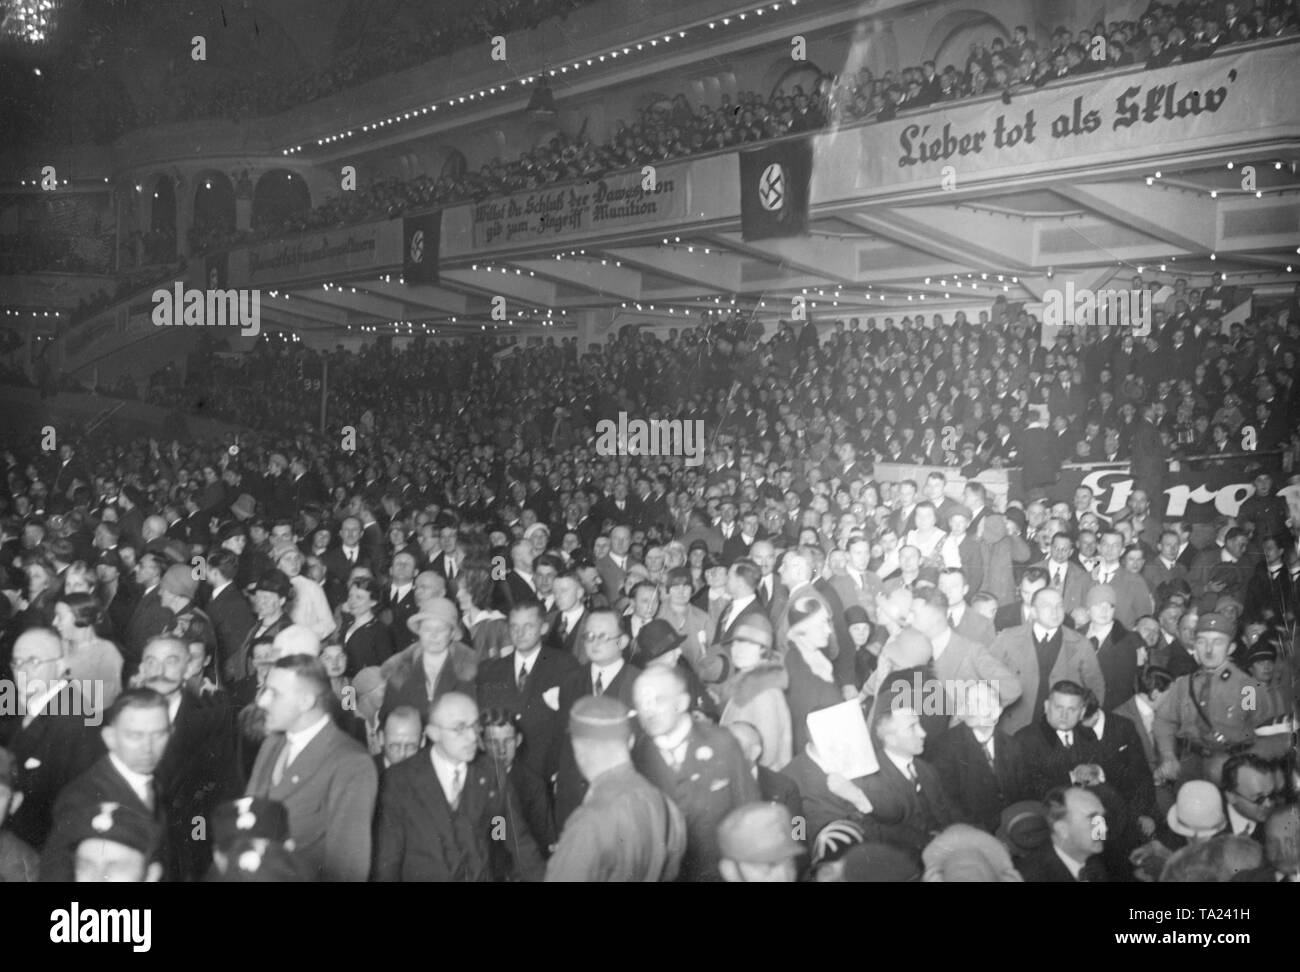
top-left (1, 275), bottom-right (1298, 882)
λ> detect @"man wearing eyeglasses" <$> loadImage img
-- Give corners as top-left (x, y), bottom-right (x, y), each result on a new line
top-left (553, 609), bottom-right (643, 828)
top-left (1, 628), bottom-right (104, 849)
top-left (1220, 753), bottom-right (1278, 843)
top-left (373, 691), bottom-right (543, 881)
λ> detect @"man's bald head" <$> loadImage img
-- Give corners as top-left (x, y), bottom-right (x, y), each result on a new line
top-left (382, 705), bottom-right (424, 767)
top-left (428, 692), bottom-right (480, 763)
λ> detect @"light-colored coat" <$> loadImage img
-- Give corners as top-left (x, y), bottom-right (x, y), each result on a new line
top-left (988, 625), bottom-right (1106, 735)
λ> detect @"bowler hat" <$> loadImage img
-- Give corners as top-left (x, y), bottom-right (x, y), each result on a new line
top-left (1167, 781), bottom-right (1227, 838)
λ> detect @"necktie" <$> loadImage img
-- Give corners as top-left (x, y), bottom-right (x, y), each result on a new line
top-left (1090, 633), bottom-right (1100, 650)
top-left (346, 547), bottom-right (356, 564)
top-left (1059, 731), bottom-right (1073, 748)
top-left (449, 764), bottom-right (464, 810)
top-left (557, 614), bottom-right (569, 641)
top-left (517, 662), bottom-right (529, 692)
top-left (141, 781), bottom-right (156, 814)
top-left (1053, 567), bottom-right (1064, 590)
top-left (984, 739), bottom-right (996, 767)
top-left (271, 741), bottom-right (291, 787)
top-left (906, 763), bottom-right (921, 792)
top-left (593, 671), bottom-right (604, 696)
top-left (716, 602), bottom-right (733, 641)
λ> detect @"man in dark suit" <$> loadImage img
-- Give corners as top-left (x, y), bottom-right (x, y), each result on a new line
top-left (994, 567), bottom-right (1048, 632)
top-left (139, 636), bottom-right (242, 882)
top-left (1014, 681), bottom-right (1106, 800)
top-left (1034, 533), bottom-right (1093, 619)
top-left (320, 516), bottom-right (373, 600)
top-left (40, 687), bottom-right (170, 881)
top-left (1018, 785), bottom-right (1109, 881)
top-left (0, 629), bottom-right (104, 848)
top-left (1079, 584), bottom-right (1141, 708)
top-left (929, 682), bottom-right (1031, 833)
top-left (858, 705), bottom-right (959, 854)
top-left (1081, 691), bottom-right (1157, 861)
top-left (477, 601), bottom-right (580, 790)
top-left (428, 524), bottom-right (464, 598)
top-left (373, 692), bottom-right (544, 881)
top-left (727, 721), bottom-right (802, 822)
top-left (595, 525), bottom-right (638, 606)
top-left (546, 572), bottom-right (589, 659)
top-left (552, 609), bottom-right (642, 827)
top-left (245, 656), bottom-right (378, 881)
top-left (200, 550), bottom-right (255, 691)
top-left (493, 540), bottom-right (538, 614)
top-left (382, 550), bottom-right (420, 651)
top-left (713, 559), bottom-right (768, 647)
top-left (1091, 531), bottom-right (1154, 628)
top-left (124, 552), bottom-right (174, 681)
top-left (633, 665), bottom-right (758, 882)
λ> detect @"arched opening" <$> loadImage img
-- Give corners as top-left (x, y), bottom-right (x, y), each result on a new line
top-left (192, 170), bottom-right (235, 251)
top-left (252, 169), bottom-right (311, 232)
top-left (926, 10), bottom-right (1011, 74)
top-left (767, 61), bottom-right (829, 100)
top-left (145, 175), bottom-right (176, 264)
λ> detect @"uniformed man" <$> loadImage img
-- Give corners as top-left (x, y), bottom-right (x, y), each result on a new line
top-left (1153, 613), bottom-right (1283, 784)
top-left (69, 800), bottom-right (163, 883)
top-left (157, 564), bottom-right (218, 687)
top-left (544, 695), bottom-right (685, 881)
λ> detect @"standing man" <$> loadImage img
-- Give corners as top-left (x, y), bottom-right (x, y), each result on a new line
top-left (546, 696), bottom-right (686, 881)
top-left (246, 655), bottom-right (377, 881)
top-left (2, 628), bottom-right (104, 848)
top-left (989, 588), bottom-right (1106, 735)
top-left (632, 666), bottom-right (758, 882)
top-left (40, 688), bottom-right (171, 881)
top-left (1153, 614), bottom-right (1282, 785)
top-left (373, 692), bottom-right (543, 881)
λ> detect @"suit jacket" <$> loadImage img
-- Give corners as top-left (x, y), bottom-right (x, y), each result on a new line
top-left (994, 601), bottom-right (1033, 632)
top-left (477, 647), bottom-right (580, 780)
top-left (930, 724), bottom-right (1030, 833)
top-left (493, 570), bottom-right (537, 614)
top-left (1094, 568), bottom-right (1154, 629)
top-left (245, 720), bottom-right (378, 881)
top-left (951, 604), bottom-right (996, 647)
top-left (1113, 697), bottom-right (1159, 773)
top-left (713, 596), bottom-right (768, 647)
top-left (1019, 843), bottom-right (1105, 882)
top-left (988, 625), bottom-right (1107, 735)
top-left (1143, 559), bottom-right (1189, 594)
top-left (428, 552), bottom-right (462, 597)
top-left (757, 765), bottom-right (803, 821)
top-left (206, 582), bottom-right (256, 689)
top-left (339, 616), bottom-right (395, 677)
top-left (1092, 710), bottom-right (1157, 820)
top-left (156, 690), bottom-right (242, 881)
top-left (546, 607), bottom-right (589, 661)
top-left (553, 661), bottom-right (642, 826)
top-left (858, 754), bottom-right (959, 854)
top-left (124, 587), bottom-right (174, 670)
top-left (40, 754), bottom-right (166, 882)
top-left (372, 751), bottom-right (543, 882)
top-left (1034, 559), bottom-right (1092, 617)
top-left (1, 685), bottom-right (105, 848)
top-left (930, 631), bottom-right (1024, 717)
top-left (595, 554), bottom-right (637, 606)
top-left (321, 547), bottom-right (374, 599)
top-left (1013, 719), bottom-right (1104, 799)
top-left (382, 586), bottom-right (419, 651)
top-left (1084, 622), bottom-right (1141, 709)
top-left (633, 720), bottom-right (759, 882)
top-left (779, 753), bottom-right (874, 843)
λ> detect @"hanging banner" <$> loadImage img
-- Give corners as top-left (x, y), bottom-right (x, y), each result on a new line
top-left (240, 222), bottom-right (395, 287)
top-left (1047, 462), bottom-right (1281, 522)
top-left (812, 43), bottom-right (1299, 200)
top-left (469, 165), bottom-right (689, 250)
top-left (403, 211), bottom-right (442, 285)
top-left (739, 137), bottom-right (814, 240)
